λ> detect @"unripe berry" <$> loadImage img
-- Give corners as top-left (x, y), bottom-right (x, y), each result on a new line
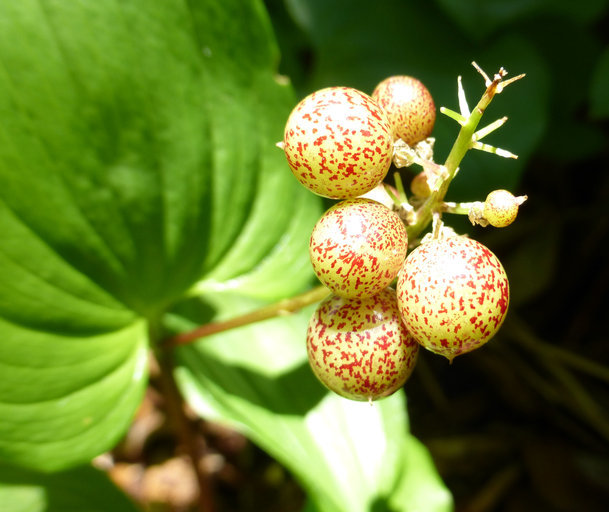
top-left (283, 87), bottom-right (393, 199)
top-left (483, 189), bottom-right (526, 228)
top-left (410, 172), bottom-right (431, 198)
top-left (307, 288), bottom-right (419, 401)
top-left (396, 236), bottom-right (509, 362)
top-left (372, 76), bottom-right (436, 146)
top-left (309, 198), bottom-right (408, 299)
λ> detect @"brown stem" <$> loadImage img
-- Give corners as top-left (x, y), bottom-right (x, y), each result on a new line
top-left (165, 285), bottom-right (330, 348)
top-left (155, 350), bottom-right (216, 512)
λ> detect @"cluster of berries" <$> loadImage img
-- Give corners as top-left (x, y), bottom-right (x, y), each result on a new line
top-left (281, 75), bottom-right (517, 402)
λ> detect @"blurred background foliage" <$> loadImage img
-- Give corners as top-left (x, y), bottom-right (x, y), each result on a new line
top-left (263, 0), bottom-right (609, 510)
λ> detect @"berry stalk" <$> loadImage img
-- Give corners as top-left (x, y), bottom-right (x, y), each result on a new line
top-left (164, 285), bottom-right (330, 348)
top-left (407, 66), bottom-right (522, 240)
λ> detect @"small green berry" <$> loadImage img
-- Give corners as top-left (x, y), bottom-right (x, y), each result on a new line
top-left (410, 172), bottom-right (431, 198)
top-left (483, 189), bottom-right (527, 228)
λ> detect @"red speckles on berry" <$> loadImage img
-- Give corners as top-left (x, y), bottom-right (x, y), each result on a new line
top-left (309, 198), bottom-right (408, 299)
top-left (372, 76), bottom-right (436, 146)
top-left (283, 87), bottom-right (393, 199)
top-left (306, 288), bottom-right (419, 401)
top-left (396, 236), bottom-right (509, 362)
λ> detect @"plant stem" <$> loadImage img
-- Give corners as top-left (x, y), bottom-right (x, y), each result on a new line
top-left (441, 200), bottom-right (482, 216)
top-left (407, 71), bottom-right (505, 240)
top-left (155, 349), bottom-right (216, 512)
top-left (165, 285), bottom-right (330, 348)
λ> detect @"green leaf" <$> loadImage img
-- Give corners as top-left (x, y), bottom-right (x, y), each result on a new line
top-left (521, 18), bottom-right (605, 162)
top-left (0, 320), bottom-right (148, 471)
top-left (171, 293), bottom-right (453, 512)
top-left (590, 46), bottom-right (609, 119)
top-left (432, 0), bottom-right (609, 40)
top-left (502, 219), bottom-right (560, 306)
top-left (0, 0), bottom-right (315, 315)
top-left (0, 463), bottom-right (138, 512)
top-left (0, 0), bottom-right (320, 471)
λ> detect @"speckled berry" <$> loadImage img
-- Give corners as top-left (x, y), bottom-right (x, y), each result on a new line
top-left (283, 87), bottom-right (393, 199)
top-left (396, 236), bottom-right (509, 362)
top-left (372, 76), bottom-right (436, 146)
top-left (310, 198), bottom-right (408, 299)
top-left (307, 288), bottom-right (419, 401)
top-left (483, 189), bottom-right (525, 228)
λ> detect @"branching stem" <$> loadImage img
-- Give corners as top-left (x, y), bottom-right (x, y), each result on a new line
top-left (407, 66), bottom-right (520, 240)
top-left (441, 201), bottom-right (482, 215)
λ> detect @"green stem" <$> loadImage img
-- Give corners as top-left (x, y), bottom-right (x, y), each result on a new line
top-left (441, 201), bottom-right (482, 216)
top-left (393, 171), bottom-right (407, 202)
top-left (164, 285), bottom-right (330, 348)
top-left (407, 76), bottom-right (502, 240)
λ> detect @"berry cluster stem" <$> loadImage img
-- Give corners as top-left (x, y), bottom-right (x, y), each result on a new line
top-left (164, 285), bottom-right (330, 347)
top-left (407, 68), bottom-right (511, 241)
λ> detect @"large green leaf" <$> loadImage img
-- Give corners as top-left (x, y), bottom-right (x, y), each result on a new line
top-left (0, 462), bottom-right (138, 512)
top-left (171, 293), bottom-right (453, 512)
top-left (0, 319), bottom-right (148, 471)
top-left (0, 0), bottom-right (320, 471)
top-left (432, 0), bottom-right (609, 41)
top-left (590, 46), bottom-right (609, 119)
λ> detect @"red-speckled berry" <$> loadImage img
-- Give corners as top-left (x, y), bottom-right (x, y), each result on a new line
top-left (307, 288), bottom-right (419, 401)
top-left (396, 236), bottom-right (509, 362)
top-left (283, 87), bottom-right (393, 199)
top-left (483, 189), bottom-right (524, 228)
top-left (310, 198), bottom-right (408, 299)
top-left (372, 76), bottom-right (436, 146)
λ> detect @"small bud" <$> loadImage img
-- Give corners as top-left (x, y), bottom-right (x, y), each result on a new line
top-left (483, 189), bottom-right (527, 228)
top-left (410, 172), bottom-right (431, 198)
top-left (421, 161), bottom-right (449, 193)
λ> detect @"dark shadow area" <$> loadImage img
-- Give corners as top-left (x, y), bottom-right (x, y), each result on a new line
top-left (370, 497), bottom-right (400, 512)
